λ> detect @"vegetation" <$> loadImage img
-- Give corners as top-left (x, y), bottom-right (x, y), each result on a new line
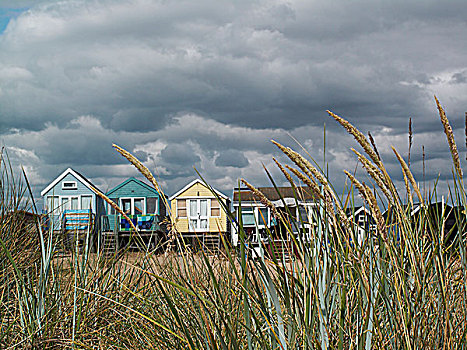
top-left (1, 97), bottom-right (466, 349)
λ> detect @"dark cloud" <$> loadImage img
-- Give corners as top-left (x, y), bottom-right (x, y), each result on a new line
top-left (0, 0), bottom-right (465, 133)
top-left (160, 143), bottom-right (199, 164)
top-left (215, 150), bottom-right (249, 168)
top-left (159, 142), bottom-right (202, 179)
top-left (0, 0), bottom-right (465, 200)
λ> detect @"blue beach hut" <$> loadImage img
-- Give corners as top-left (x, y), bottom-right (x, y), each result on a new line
top-left (101, 177), bottom-right (168, 251)
top-left (41, 168), bottom-right (105, 243)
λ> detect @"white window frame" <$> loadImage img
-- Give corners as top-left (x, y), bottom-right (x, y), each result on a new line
top-left (236, 205), bottom-right (255, 227)
top-left (297, 204), bottom-right (313, 226)
top-left (108, 198), bottom-right (118, 215)
top-left (234, 204), bottom-right (269, 228)
top-left (188, 198), bottom-right (210, 232)
top-left (46, 196), bottom-right (60, 215)
top-left (119, 197), bottom-right (146, 215)
top-left (298, 203), bottom-right (316, 240)
top-left (62, 181), bottom-right (77, 190)
top-left (80, 195), bottom-right (93, 210)
top-left (46, 194), bottom-right (94, 214)
top-left (61, 196), bottom-right (79, 211)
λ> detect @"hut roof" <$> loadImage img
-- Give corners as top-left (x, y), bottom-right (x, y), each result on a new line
top-left (233, 186), bottom-right (317, 202)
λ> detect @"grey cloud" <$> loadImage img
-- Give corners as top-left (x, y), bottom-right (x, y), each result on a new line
top-left (0, 0), bottom-right (465, 199)
top-left (450, 71), bottom-right (467, 84)
top-left (0, 0), bottom-right (465, 136)
top-left (160, 143), bottom-right (200, 165)
top-left (215, 150), bottom-right (249, 168)
top-left (158, 142), bottom-right (202, 180)
top-left (2, 116), bottom-right (155, 168)
top-left (3, 109), bottom-right (463, 199)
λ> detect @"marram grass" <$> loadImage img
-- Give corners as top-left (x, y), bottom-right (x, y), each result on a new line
top-left (0, 99), bottom-right (466, 349)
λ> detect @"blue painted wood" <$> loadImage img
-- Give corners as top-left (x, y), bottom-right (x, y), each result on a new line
top-left (106, 177), bottom-right (159, 198)
top-left (104, 177), bottom-right (167, 231)
top-left (42, 170), bottom-right (103, 231)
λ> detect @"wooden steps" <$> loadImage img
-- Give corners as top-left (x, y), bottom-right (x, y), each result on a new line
top-left (202, 235), bottom-right (221, 254)
top-left (102, 233), bottom-right (117, 255)
top-left (267, 239), bottom-right (293, 261)
top-left (177, 234), bottom-right (222, 255)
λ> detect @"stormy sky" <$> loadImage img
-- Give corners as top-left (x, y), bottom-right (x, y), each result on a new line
top-left (1, 0), bottom-right (466, 203)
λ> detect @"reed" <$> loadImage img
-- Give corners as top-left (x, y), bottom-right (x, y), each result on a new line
top-left (283, 163), bottom-right (323, 200)
top-left (351, 148), bottom-right (391, 200)
top-left (327, 110), bottom-right (381, 167)
top-left (435, 96), bottom-right (463, 179)
top-left (392, 146), bottom-right (424, 204)
top-left (272, 156), bottom-right (295, 187)
top-left (91, 184), bottom-right (138, 233)
top-left (368, 131), bottom-right (381, 162)
top-left (408, 117), bottom-right (413, 167)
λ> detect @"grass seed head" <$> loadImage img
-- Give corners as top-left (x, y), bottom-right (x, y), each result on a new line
top-left (368, 131), bottom-right (381, 162)
top-left (90, 184), bottom-right (139, 233)
top-left (392, 146), bottom-right (423, 204)
top-left (435, 96), bottom-right (463, 179)
top-left (271, 140), bottom-right (328, 186)
top-left (113, 143), bottom-right (172, 217)
top-left (344, 170), bottom-right (387, 239)
top-left (240, 179), bottom-right (279, 218)
top-left (351, 148), bottom-right (392, 200)
top-left (327, 110), bottom-right (381, 167)
top-left (273, 157), bottom-right (295, 187)
top-left (284, 164), bottom-right (323, 200)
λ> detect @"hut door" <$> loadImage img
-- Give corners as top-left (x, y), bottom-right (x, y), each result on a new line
top-left (188, 199), bottom-right (209, 232)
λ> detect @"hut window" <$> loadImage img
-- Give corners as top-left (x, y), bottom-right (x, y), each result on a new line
top-left (122, 199), bottom-right (132, 214)
top-left (211, 199), bottom-right (220, 217)
top-left (61, 197), bottom-right (70, 211)
top-left (62, 181), bottom-right (77, 190)
top-left (81, 195), bottom-right (92, 210)
top-left (71, 197), bottom-right (79, 210)
top-left (147, 197), bottom-right (158, 214)
top-left (239, 207), bottom-right (255, 226)
top-left (60, 197), bottom-right (77, 211)
top-left (120, 198), bottom-right (145, 215)
top-left (46, 196), bottom-right (60, 215)
top-left (258, 207), bottom-right (269, 226)
top-left (134, 199), bottom-right (144, 214)
top-left (298, 206), bottom-right (309, 223)
top-left (177, 199), bottom-right (187, 217)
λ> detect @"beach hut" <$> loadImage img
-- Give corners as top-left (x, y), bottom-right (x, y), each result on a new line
top-left (232, 186), bottom-right (317, 258)
top-left (101, 177), bottom-right (168, 251)
top-left (41, 168), bottom-right (104, 249)
top-left (169, 179), bottom-right (230, 252)
top-left (346, 206), bottom-right (377, 245)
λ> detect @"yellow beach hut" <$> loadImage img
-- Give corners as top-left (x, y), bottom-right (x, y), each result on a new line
top-left (169, 179), bottom-right (230, 251)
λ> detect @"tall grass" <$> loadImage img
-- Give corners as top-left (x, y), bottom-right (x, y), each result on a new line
top-left (0, 98), bottom-right (466, 348)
